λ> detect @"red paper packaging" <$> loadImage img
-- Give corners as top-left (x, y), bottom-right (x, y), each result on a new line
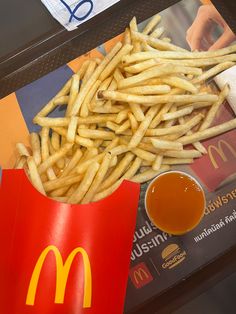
top-left (0, 169), bottom-right (140, 314)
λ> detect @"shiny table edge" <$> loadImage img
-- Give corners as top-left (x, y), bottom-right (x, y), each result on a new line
top-left (0, 0), bottom-right (235, 313)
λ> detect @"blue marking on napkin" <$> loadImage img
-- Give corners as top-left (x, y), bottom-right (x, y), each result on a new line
top-left (59, 0), bottom-right (93, 23)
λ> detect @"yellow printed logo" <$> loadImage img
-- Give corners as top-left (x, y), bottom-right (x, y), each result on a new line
top-left (26, 245), bottom-right (92, 308)
top-left (208, 140), bottom-right (236, 169)
top-left (129, 262), bottom-right (153, 288)
top-left (133, 268), bottom-right (149, 284)
top-left (161, 244), bottom-right (186, 269)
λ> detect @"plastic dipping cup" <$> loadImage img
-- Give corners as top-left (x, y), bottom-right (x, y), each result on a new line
top-left (145, 171), bottom-right (206, 235)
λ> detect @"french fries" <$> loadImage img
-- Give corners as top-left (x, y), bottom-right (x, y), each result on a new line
top-left (117, 64), bottom-right (202, 89)
top-left (14, 13), bottom-right (236, 204)
top-left (66, 74), bottom-right (80, 116)
top-left (27, 157), bottom-right (46, 195)
top-left (30, 133), bottom-right (41, 165)
top-left (81, 153), bottom-right (112, 204)
top-left (68, 162), bottom-right (100, 204)
top-left (151, 139), bottom-right (183, 151)
top-left (16, 143), bottom-right (30, 157)
top-left (98, 90), bottom-right (218, 105)
top-left (178, 119), bottom-right (236, 145)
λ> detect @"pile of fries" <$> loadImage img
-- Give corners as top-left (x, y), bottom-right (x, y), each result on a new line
top-left (15, 14), bottom-right (236, 204)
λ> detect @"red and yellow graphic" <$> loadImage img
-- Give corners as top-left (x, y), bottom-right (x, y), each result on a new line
top-left (191, 105), bottom-right (236, 191)
top-left (129, 262), bottom-right (153, 289)
top-left (26, 245), bottom-right (92, 308)
top-left (208, 139), bottom-right (236, 169)
top-left (0, 169), bottom-right (140, 314)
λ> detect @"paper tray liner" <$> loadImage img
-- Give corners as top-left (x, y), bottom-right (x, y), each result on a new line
top-left (0, 0), bottom-right (236, 313)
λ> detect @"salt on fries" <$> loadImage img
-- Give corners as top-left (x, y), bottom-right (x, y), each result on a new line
top-left (15, 14), bottom-right (236, 204)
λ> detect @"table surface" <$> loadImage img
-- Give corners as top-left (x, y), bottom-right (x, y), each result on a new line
top-left (0, 0), bottom-right (236, 313)
top-left (0, 0), bottom-right (59, 59)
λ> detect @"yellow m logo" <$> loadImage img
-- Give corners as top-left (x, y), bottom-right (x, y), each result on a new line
top-left (26, 245), bottom-right (92, 308)
top-left (208, 140), bottom-right (236, 169)
top-left (133, 268), bottom-right (149, 284)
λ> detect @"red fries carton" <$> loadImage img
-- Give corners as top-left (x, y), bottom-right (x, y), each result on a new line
top-left (0, 169), bottom-right (140, 314)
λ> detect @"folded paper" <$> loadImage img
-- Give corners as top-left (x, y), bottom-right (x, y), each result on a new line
top-left (42, 0), bottom-right (120, 31)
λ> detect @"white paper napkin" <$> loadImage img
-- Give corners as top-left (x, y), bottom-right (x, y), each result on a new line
top-left (42, 0), bottom-right (120, 31)
top-left (214, 65), bottom-right (236, 115)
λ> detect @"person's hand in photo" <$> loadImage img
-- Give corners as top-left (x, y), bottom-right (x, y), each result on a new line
top-left (186, 4), bottom-right (236, 51)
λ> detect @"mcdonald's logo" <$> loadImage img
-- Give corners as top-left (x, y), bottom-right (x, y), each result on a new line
top-left (208, 140), bottom-right (236, 169)
top-left (129, 262), bottom-right (153, 288)
top-left (26, 245), bottom-right (92, 308)
top-left (133, 268), bottom-right (149, 284)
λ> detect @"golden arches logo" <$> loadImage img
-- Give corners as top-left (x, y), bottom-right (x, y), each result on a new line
top-left (208, 139), bottom-right (236, 169)
top-left (26, 245), bottom-right (92, 308)
top-left (133, 268), bottom-right (149, 284)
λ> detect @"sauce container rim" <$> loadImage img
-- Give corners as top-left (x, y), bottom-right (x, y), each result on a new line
top-left (144, 170), bottom-right (206, 235)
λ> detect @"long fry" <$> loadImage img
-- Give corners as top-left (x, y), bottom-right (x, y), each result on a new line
top-left (66, 74), bottom-right (80, 116)
top-left (30, 133), bottom-right (41, 165)
top-left (178, 116), bottom-right (207, 154)
top-left (124, 59), bottom-right (157, 74)
top-left (129, 103), bottom-right (145, 121)
top-left (131, 165), bottom-right (170, 183)
top-left (54, 96), bottom-right (69, 105)
top-left (160, 76), bottom-right (198, 94)
top-left (178, 118), bottom-right (236, 145)
top-left (16, 143), bottom-right (30, 157)
top-left (128, 105), bottom-right (160, 148)
top-left (68, 162), bottom-right (100, 204)
top-left (98, 90), bottom-right (218, 105)
top-left (150, 102), bottom-right (173, 128)
top-left (128, 112), bottom-right (139, 132)
top-left (99, 44), bottom-right (133, 81)
top-left (34, 116), bottom-right (69, 127)
top-left (150, 26), bottom-right (164, 38)
top-left (93, 157), bottom-right (142, 202)
top-left (152, 155), bottom-right (163, 171)
top-left (70, 42), bottom-right (122, 116)
top-left (14, 156), bottom-right (27, 169)
top-left (146, 113), bottom-right (204, 136)
top-left (163, 149), bottom-right (201, 158)
top-left (44, 174), bottom-right (83, 192)
top-left (67, 116), bottom-right (78, 143)
top-left (60, 149), bottom-right (83, 178)
top-left (52, 127), bottom-right (93, 147)
top-left (199, 84), bottom-right (229, 131)
top-left (192, 62), bottom-right (234, 84)
top-left (142, 14), bottom-right (161, 35)
top-left (162, 106), bottom-right (194, 121)
top-left (120, 85), bottom-right (171, 95)
top-left (115, 120), bottom-right (131, 134)
top-left (132, 147), bottom-right (156, 162)
top-left (78, 129), bottom-right (115, 140)
top-left (118, 64), bottom-right (202, 88)
top-left (80, 80), bottom-right (101, 117)
top-left (27, 157), bottom-right (46, 195)
top-left (122, 44), bottom-right (236, 63)
top-left (38, 143), bottom-right (73, 174)
top-left (81, 153), bottom-right (112, 204)
top-left (151, 138), bottom-right (183, 150)
top-left (81, 60), bottom-right (97, 89)
top-left (36, 79), bottom-right (71, 117)
top-left (98, 152), bottom-right (134, 191)
top-left (131, 31), bottom-right (187, 52)
top-left (130, 17), bottom-right (141, 53)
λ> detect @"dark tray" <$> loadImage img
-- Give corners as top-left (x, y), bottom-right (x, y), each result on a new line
top-left (1, 0), bottom-right (235, 98)
top-left (0, 1), bottom-right (236, 313)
